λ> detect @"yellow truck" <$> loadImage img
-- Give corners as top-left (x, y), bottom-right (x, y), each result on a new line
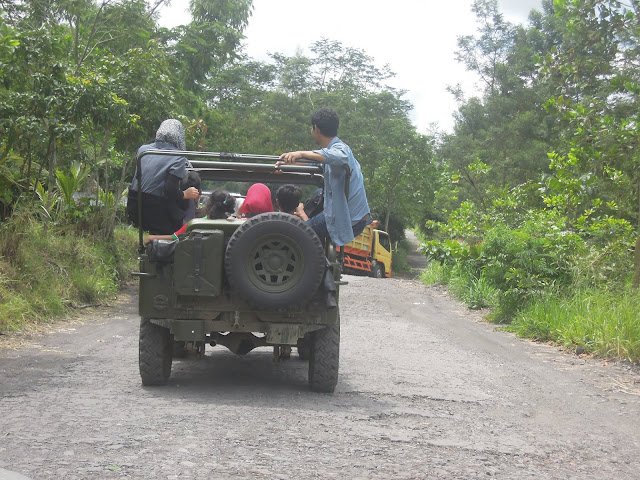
top-left (343, 220), bottom-right (392, 278)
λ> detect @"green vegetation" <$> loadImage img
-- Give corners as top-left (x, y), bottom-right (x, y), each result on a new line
top-left (390, 238), bottom-right (411, 276)
top-left (508, 288), bottom-right (640, 363)
top-left (1, 0), bottom-right (639, 364)
top-left (418, 0), bottom-right (640, 363)
top-left (0, 208), bottom-right (138, 331)
top-left (0, 0), bottom-right (430, 330)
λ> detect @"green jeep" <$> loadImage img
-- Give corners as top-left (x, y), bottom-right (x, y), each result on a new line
top-left (132, 150), bottom-right (342, 392)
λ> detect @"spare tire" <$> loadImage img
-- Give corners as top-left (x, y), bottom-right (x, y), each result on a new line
top-left (225, 212), bottom-right (325, 311)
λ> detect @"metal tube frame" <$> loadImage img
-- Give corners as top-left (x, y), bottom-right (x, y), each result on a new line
top-left (134, 149), bottom-right (324, 252)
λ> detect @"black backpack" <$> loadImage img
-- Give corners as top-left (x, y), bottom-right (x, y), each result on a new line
top-left (304, 192), bottom-right (324, 218)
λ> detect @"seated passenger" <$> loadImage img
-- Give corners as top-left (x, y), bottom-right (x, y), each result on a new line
top-left (275, 184), bottom-right (303, 215)
top-left (143, 190), bottom-right (236, 245)
top-left (126, 119), bottom-right (200, 234)
top-left (233, 197), bottom-right (245, 218)
top-left (276, 184), bottom-right (302, 216)
top-left (240, 183), bottom-right (273, 218)
top-left (275, 183), bottom-right (303, 361)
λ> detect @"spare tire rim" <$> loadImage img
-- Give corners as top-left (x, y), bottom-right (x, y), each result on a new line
top-left (245, 233), bottom-right (305, 293)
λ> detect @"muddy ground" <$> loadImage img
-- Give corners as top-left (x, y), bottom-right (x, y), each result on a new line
top-left (1, 237), bottom-right (639, 479)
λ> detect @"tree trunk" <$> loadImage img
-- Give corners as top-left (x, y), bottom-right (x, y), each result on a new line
top-left (43, 135), bottom-right (57, 235)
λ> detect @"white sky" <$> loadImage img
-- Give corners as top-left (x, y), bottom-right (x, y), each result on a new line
top-left (159, 0), bottom-right (543, 134)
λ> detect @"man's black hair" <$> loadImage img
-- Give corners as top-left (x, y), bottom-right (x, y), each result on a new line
top-left (276, 184), bottom-right (302, 214)
top-left (206, 190), bottom-right (236, 219)
top-left (311, 107), bottom-right (339, 137)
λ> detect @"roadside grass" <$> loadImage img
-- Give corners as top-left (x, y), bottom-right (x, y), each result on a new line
top-left (0, 213), bottom-right (138, 332)
top-left (420, 262), bottom-right (499, 310)
top-left (418, 255), bottom-right (640, 364)
top-left (419, 261), bottom-right (450, 286)
top-left (507, 288), bottom-right (640, 363)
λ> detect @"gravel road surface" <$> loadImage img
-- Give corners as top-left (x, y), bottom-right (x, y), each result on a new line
top-left (1, 247), bottom-right (639, 479)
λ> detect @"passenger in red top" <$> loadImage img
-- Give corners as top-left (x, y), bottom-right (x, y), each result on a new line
top-left (241, 183), bottom-right (273, 218)
top-left (143, 190), bottom-right (235, 245)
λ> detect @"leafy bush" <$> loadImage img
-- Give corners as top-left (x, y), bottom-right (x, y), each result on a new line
top-left (481, 212), bottom-right (586, 320)
top-left (419, 190), bottom-right (634, 321)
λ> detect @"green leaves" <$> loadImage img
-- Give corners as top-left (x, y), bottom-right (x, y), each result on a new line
top-left (55, 162), bottom-right (88, 207)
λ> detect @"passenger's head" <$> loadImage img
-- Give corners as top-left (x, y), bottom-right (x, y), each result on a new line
top-left (241, 183), bottom-right (273, 217)
top-left (155, 119), bottom-right (186, 150)
top-left (206, 190), bottom-right (236, 219)
top-left (180, 171), bottom-right (202, 193)
top-left (311, 107), bottom-right (339, 138)
top-left (276, 184), bottom-right (302, 214)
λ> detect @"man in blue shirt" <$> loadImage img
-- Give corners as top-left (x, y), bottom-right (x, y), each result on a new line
top-left (278, 107), bottom-right (372, 246)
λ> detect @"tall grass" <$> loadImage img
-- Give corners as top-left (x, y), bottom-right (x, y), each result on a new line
top-left (420, 262), bottom-right (499, 310)
top-left (419, 261), bottom-right (451, 286)
top-left (0, 210), bottom-right (138, 332)
top-left (507, 288), bottom-right (640, 363)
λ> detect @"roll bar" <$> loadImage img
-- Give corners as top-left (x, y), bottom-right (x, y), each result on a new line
top-left (134, 149), bottom-right (324, 251)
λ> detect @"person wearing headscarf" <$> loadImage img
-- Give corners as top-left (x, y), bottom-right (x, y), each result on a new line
top-left (241, 183), bottom-right (274, 218)
top-left (126, 119), bottom-right (199, 234)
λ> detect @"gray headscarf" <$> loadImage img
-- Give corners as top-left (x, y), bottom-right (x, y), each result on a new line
top-left (155, 119), bottom-right (186, 151)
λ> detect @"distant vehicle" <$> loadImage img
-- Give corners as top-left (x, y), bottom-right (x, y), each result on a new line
top-left (132, 150), bottom-right (342, 392)
top-left (343, 220), bottom-right (392, 278)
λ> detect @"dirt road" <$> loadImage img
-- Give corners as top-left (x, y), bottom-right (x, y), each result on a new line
top-left (2, 268), bottom-right (640, 478)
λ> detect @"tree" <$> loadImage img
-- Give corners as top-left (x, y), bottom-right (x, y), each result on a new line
top-left (164, 0), bottom-right (253, 92)
top-left (435, 0), bottom-right (558, 217)
top-left (540, 0), bottom-right (640, 285)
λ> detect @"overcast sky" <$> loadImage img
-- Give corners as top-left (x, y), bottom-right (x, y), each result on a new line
top-left (160, 0), bottom-right (543, 134)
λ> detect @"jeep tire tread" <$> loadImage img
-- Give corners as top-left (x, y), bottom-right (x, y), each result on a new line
top-left (308, 320), bottom-right (340, 393)
top-left (139, 317), bottom-right (173, 386)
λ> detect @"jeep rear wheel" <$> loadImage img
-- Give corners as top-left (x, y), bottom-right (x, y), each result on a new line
top-left (139, 317), bottom-right (172, 386)
top-left (309, 318), bottom-right (340, 393)
top-left (225, 212), bottom-right (325, 311)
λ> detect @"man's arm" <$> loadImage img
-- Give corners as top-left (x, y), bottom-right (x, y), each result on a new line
top-left (164, 174), bottom-right (199, 200)
top-left (143, 234), bottom-right (174, 245)
top-left (277, 151), bottom-right (326, 168)
top-left (294, 202), bottom-right (309, 221)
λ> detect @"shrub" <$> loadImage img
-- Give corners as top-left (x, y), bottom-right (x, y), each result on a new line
top-left (0, 207), bottom-right (138, 332)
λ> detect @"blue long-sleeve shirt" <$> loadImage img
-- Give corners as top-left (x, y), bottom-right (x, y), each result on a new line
top-left (314, 137), bottom-right (370, 246)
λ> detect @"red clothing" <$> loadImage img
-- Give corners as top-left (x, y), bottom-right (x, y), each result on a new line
top-left (173, 222), bottom-right (189, 237)
top-left (172, 215), bottom-right (209, 239)
top-left (241, 183), bottom-right (273, 216)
